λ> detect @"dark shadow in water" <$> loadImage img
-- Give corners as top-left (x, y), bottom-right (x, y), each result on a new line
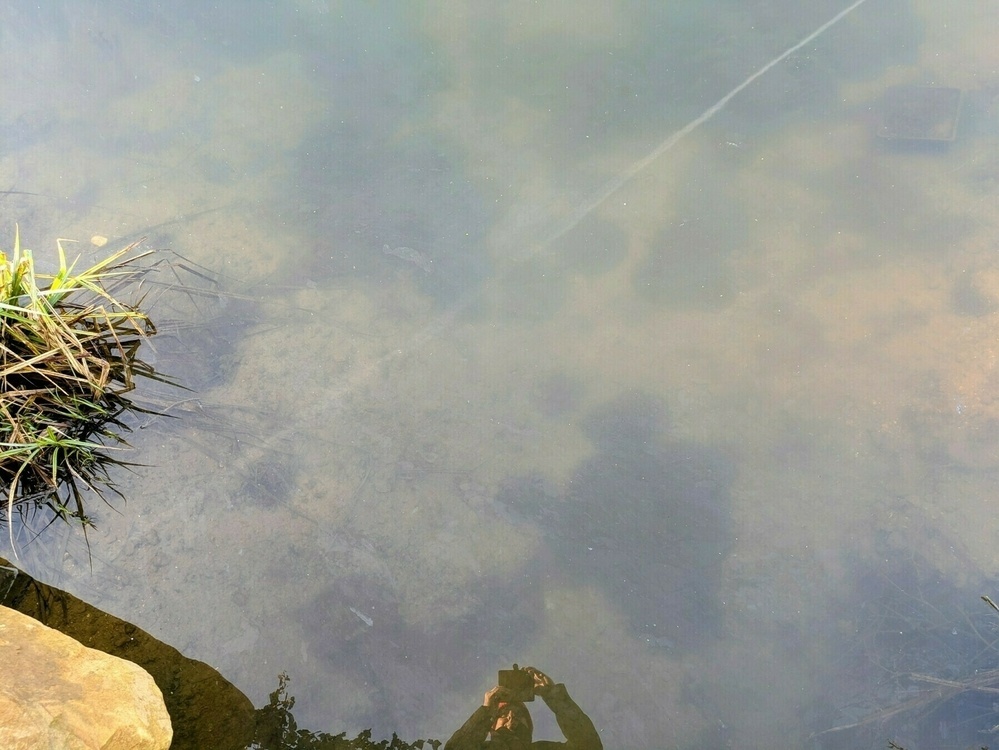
top-left (281, 13), bottom-right (493, 308)
top-left (299, 565), bottom-right (544, 735)
top-left (498, 391), bottom-right (734, 650)
top-left (290, 124), bottom-right (493, 308)
top-left (0, 556), bottom-right (442, 749)
top-left (810, 548), bottom-right (999, 749)
top-left (149, 294), bottom-right (263, 392)
top-left (951, 270), bottom-right (997, 318)
top-left (0, 555), bottom-right (256, 749)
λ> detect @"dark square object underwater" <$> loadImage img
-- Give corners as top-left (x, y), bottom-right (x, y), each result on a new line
top-left (878, 85), bottom-right (963, 142)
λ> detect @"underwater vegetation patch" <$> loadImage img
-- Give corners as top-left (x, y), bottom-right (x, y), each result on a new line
top-left (813, 550), bottom-right (999, 749)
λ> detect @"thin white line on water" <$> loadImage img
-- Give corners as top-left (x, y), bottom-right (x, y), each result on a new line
top-left (253, 0), bottom-right (878, 451)
top-left (370, 0), bottom-right (875, 369)
top-left (537, 0), bottom-right (873, 250)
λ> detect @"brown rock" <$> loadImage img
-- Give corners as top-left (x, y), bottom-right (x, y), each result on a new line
top-left (0, 605), bottom-right (173, 749)
top-left (0, 557), bottom-right (257, 749)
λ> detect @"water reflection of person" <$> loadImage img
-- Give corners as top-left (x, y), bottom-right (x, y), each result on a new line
top-left (445, 666), bottom-right (602, 750)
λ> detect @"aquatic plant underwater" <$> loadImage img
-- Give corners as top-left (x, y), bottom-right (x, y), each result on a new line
top-left (0, 227), bottom-right (172, 552)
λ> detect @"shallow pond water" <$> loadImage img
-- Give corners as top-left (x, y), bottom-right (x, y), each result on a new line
top-left (5, 1), bottom-right (999, 747)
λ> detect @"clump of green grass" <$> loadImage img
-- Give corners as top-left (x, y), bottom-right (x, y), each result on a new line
top-left (0, 227), bottom-right (171, 551)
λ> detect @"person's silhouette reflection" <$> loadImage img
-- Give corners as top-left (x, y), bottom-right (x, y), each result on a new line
top-left (445, 666), bottom-right (602, 750)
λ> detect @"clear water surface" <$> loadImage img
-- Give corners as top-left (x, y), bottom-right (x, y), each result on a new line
top-left (4, 1), bottom-right (999, 747)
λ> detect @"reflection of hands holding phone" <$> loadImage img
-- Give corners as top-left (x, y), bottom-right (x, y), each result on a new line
top-left (447, 663), bottom-right (603, 750)
top-left (522, 666), bottom-right (554, 698)
top-left (482, 685), bottom-right (516, 710)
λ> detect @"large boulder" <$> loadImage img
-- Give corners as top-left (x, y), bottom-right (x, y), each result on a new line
top-left (0, 557), bottom-right (256, 749)
top-left (0, 605), bottom-right (172, 750)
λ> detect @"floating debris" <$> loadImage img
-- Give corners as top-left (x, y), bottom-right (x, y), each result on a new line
top-left (382, 244), bottom-right (432, 273)
top-left (348, 606), bottom-right (373, 627)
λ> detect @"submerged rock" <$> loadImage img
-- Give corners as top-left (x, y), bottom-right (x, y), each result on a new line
top-left (1, 557), bottom-right (255, 749)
